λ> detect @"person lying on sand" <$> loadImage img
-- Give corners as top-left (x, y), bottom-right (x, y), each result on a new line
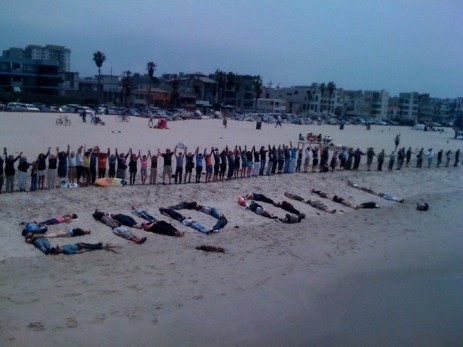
top-left (311, 189), bottom-right (359, 209)
top-left (279, 213), bottom-right (303, 224)
top-left (27, 228), bottom-right (91, 240)
top-left (131, 206), bottom-right (157, 223)
top-left (347, 180), bottom-right (404, 203)
top-left (110, 213), bottom-right (143, 229)
top-left (159, 208), bottom-right (218, 234)
top-left (238, 197), bottom-right (279, 219)
top-left (273, 200), bottom-right (305, 218)
top-left (38, 214), bottom-right (78, 226)
top-left (141, 220), bottom-right (185, 237)
top-left (168, 201), bottom-right (228, 231)
top-left (93, 209), bottom-right (120, 228)
top-left (244, 192), bottom-right (275, 205)
top-left (112, 226), bottom-right (147, 244)
top-left (21, 222), bottom-right (48, 237)
top-left (284, 192), bottom-right (336, 214)
top-left (50, 242), bottom-right (119, 255)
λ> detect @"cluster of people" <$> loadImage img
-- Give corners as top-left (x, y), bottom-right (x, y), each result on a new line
top-left (21, 213), bottom-right (117, 255)
top-left (22, 200), bottom-right (232, 256)
top-left (22, 177), bottom-right (410, 256)
top-left (1, 137), bottom-right (461, 193)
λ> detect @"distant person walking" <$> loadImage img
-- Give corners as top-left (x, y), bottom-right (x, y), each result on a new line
top-left (275, 115), bottom-right (282, 128)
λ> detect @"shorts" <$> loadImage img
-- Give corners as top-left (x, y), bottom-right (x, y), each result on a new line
top-left (163, 165), bottom-right (172, 176)
top-left (38, 169), bottom-right (46, 177)
top-left (113, 227), bottom-right (133, 240)
top-left (140, 168), bottom-right (147, 175)
top-left (304, 158), bottom-right (310, 165)
top-left (246, 162), bottom-right (253, 168)
top-left (206, 165), bottom-right (212, 174)
top-left (65, 228), bottom-right (74, 237)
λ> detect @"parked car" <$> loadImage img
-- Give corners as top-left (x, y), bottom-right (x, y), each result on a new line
top-left (0, 103), bottom-right (5, 111)
top-left (6, 102), bottom-right (27, 111)
top-left (25, 104), bottom-right (40, 112)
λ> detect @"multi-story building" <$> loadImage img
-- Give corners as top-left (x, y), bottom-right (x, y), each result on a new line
top-left (0, 55), bottom-right (61, 95)
top-left (0, 44), bottom-right (71, 95)
top-left (256, 98), bottom-right (287, 113)
top-left (398, 92), bottom-right (419, 121)
top-left (23, 45), bottom-right (71, 73)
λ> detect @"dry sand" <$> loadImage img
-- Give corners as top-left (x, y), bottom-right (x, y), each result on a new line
top-left (0, 112), bottom-right (462, 346)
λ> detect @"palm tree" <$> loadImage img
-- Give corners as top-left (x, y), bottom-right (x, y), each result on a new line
top-left (146, 61), bottom-right (156, 105)
top-left (120, 70), bottom-right (132, 107)
top-left (170, 76), bottom-right (180, 107)
top-left (318, 83), bottom-right (326, 114)
top-left (93, 51), bottom-right (106, 101)
top-left (213, 69), bottom-right (226, 105)
top-left (252, 75), bottom-right (263, 112)
top-left (327, 81), bottom-right (336, 115)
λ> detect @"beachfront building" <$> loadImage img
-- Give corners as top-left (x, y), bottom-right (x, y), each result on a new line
top-left (256, 98), bottom-right (287, 113)
top-left (0, 54), bottom-right (61, 95)
top-left (132, 87), bottom-right (170, 108)
top-left (398, 92), bottom-right (419, 121)
top-left (60, 73), bottom-right (120, 104)
top-left (265, 83), bottom-right (344, 116)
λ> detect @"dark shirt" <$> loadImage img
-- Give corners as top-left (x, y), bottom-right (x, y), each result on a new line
top-left (162, 153), bottom-right (173, 166)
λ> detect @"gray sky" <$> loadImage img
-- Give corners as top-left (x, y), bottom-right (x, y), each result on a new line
top-left (1, 0), bottom-right (462, 98)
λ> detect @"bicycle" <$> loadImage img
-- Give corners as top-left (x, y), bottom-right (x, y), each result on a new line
top-left (56, 115), bottom-right (71, 126)
top-left (116, 114), bottom-right (130, 122)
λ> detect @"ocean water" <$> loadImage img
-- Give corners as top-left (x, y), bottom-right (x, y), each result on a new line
top-left (310, 266), bottom-right (463, 346)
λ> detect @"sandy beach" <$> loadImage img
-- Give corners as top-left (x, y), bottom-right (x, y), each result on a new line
top-left (0, 112), bottom-right (462, 346)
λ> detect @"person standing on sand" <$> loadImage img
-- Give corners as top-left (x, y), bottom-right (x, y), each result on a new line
top-left (394, 134), bottom-right (400, 149)
top-left (445, 150), bottom-right (451, 167)
top-left (47, 149), bottom-right (58, 189)
top-left (345, 148), bottom-right (354, 170)
top-left (36, 147), bottom-right (50, 190)
top-left (161, 148), bottom-right (174, 185)
top-left (366, 147), bottom-right (375, 171)
top-left (184, 149), bottom-right (195, 183)
top-left (275, 115), bottom-right (282, 128)
top-left (396, 147), bottom-right (404, 170)
top-left (259, 146), bottom-right (268, 176)
top-left (352, 148), bottom-right (364, 170)
top-left (377, 149), bottom-right (385, 171)
top-left (16, 155), bottom-right (30, 192)
top-left (128, 150), bottom-right (140, 185)
top-left (205, 148), bottom-right (214, 183)
top-left (194, 147), bottom-right (205, 183)
top-left (454, 149), bottom-right (460, 167)
top-left (436, 149), bottom-right (443, 168)
top-left (173, 145), bottom-right (186, 184)
top-left (427, 148), bottom-right (433, 168)
top-left (57, 146), bottom-right (69, 183)
top-left (405, 147), bottom-right (413, 167)
top-left (416, 148), bottom-right (424, 168)
top-left (388, 150), bottom-right (396, 171)
top-left (97, 147), bottom-right (110, 179)
top-left (223, 116), bottom-right (227, 128)
top-left (303, 145), bottom-right (311, 173)
top-left (115, 148), bottom-right (129, 180)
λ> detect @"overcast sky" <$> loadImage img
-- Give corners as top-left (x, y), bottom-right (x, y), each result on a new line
top-left (1, 0), bottom-right (462, 98)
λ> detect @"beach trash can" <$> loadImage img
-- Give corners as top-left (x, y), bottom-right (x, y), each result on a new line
top-left (256, 121), bottom-right (262, 130)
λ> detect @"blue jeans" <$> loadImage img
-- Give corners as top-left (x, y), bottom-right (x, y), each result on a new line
top-left (133, 209), bottom-right (156, 223)
top-left (33, 238), bottom-right (52, 254)
top-left (212, 216), bottom-right (228, 230)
